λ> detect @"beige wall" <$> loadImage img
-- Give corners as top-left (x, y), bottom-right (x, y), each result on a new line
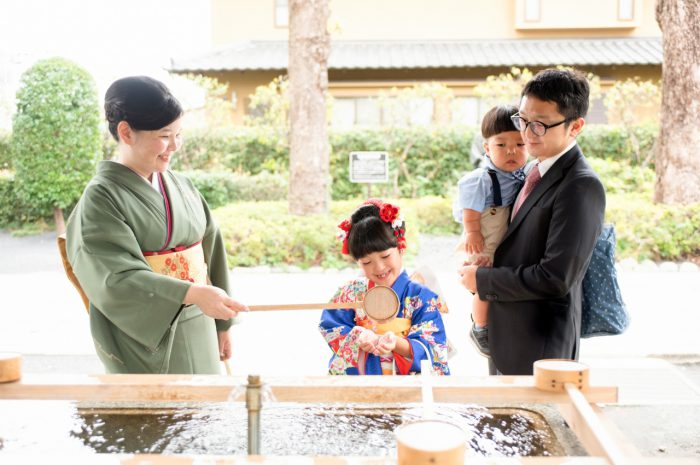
top-left (211, 0), bottom-right (660, 46)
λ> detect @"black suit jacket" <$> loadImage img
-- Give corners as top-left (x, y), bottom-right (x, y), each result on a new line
top-left (476, 144), bottom-right (605, 375)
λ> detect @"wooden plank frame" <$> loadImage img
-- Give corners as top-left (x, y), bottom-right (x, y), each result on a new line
top-left (0, 373), bottom-right (640, 465)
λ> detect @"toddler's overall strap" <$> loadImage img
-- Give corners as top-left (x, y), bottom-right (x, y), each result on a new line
top-left (487, 169), bottom-right (502, 207)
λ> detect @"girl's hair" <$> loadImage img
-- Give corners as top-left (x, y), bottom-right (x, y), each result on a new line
top-left (104, 76), bottom-right (183, 141)
top-left (347, 203), bottom-right (402, 260)
top-left (481, 104), bottom-right (519, 139)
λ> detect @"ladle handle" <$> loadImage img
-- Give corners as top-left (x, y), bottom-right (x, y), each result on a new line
top-left (564, 382), bottom-right (629, 465)
top-left (248, 301), bottom-right (362, 311)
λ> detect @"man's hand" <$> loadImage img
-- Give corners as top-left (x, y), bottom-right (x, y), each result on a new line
top-left (458, 265), bottom-right (478, 294)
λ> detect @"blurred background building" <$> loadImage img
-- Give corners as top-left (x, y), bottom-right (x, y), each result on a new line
top-left (169, 0), bottom-right (662, 127)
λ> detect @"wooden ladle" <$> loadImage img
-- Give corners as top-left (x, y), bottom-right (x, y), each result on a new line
top-left (248, 285), bottom-right (400, 323)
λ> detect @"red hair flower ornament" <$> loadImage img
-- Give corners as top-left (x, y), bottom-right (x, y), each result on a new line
top-left (337, 200), bottom-right (406, 255)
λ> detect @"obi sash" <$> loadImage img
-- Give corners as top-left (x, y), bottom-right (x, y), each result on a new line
top-left (143, 241), bottom-right (208, 285)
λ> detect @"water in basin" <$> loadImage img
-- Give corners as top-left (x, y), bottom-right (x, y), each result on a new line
top-left (0, 401), bottom-right (577, 457)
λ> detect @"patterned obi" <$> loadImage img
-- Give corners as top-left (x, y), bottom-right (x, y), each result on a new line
top-left (374, 318), bottom-right (411, 337)
top-left (143, 241), bottom-right (208, 285)
top-left (358, 317), bottom-right (412, 375)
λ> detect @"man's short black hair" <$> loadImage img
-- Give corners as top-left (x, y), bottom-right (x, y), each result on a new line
top-left (521, 68), bottom-right (590, 121)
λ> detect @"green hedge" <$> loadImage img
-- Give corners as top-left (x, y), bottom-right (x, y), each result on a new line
top-left (578, 124), bottom-right (657, 165)
top-left (158, 124), bottom-right (659, 201)
top-left (329, 127), bottom-right (476, 200)
top-left (214, 195), bottom-right (700, 268)
top-left (185, 170), bottom-right (288, 208)
top-left (607, 194), bottom-right (700, 261)
top-left (4, 122), bottom-right (656, 207)
top-left (0, 130), bottom-right (11, 170)
top-left (0, 172), bottom-right (53, 229)
top-left (173, 127), bottom-right (288, 173)
top-left (214, 198), bottom-right (455, 269)
top-left (588, 158), bottom-right (655, 195)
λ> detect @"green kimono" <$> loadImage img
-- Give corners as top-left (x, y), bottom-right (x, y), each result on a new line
top-left (66, 161), bottom-right (238, 374)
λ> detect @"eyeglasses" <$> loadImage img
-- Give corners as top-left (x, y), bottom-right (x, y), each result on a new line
top-left (511, 114), bottom-right (569, 137)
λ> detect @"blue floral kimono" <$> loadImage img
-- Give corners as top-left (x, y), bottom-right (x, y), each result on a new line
top-left (319, 270), bottom-right (450, 375)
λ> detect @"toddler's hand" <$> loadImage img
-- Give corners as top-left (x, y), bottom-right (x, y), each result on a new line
top-left (375, 331), bottom-right (397, 355)
top-left (465, 231), bottom-right (485, 255)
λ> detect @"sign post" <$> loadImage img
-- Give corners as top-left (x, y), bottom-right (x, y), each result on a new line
top-left (349, 151), bottom-right (389, 197)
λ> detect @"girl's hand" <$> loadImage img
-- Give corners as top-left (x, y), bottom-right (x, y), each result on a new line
top-left (184, 284), bottom-right (248, 320)
top-left (375, 331), bottom-right (397, 355)
top-left (217, 330), bottom-right (232, 360)
top-left (466, 231), bottom-right (485, 255)
top-left (357, 327), bottom-right (379, 353)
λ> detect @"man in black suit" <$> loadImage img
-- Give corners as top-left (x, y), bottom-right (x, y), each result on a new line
top-left (459, 68), bottom-right (606, 375)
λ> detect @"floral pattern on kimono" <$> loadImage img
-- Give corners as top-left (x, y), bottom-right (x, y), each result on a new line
top-left (319, 270), bottom-right (450, 376)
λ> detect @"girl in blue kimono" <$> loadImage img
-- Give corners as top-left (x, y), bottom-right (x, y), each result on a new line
top-left (319, 199), bottom-right (450, 375)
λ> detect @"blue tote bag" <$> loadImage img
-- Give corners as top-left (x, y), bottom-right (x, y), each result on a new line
top-left (581, 224), bottom-right (630, 338)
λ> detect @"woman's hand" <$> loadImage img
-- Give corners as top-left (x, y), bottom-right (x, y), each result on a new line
top-left (217, 330), bottom-right (232, 360)
top-left (184, 284), bottom-right (248, 320)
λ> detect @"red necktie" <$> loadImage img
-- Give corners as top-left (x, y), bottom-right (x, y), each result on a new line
top-left (511, 164), bottom-right (541, 219)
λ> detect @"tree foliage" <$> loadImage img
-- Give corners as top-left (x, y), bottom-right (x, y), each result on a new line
top-left (11, 57), bottom-right (101, 229)
top-left (474, 66), bottom-right (601, 110)
top-left (178, 73), bottom-right (234, 130)
top-left (603, 78), bottom-right (661, 166)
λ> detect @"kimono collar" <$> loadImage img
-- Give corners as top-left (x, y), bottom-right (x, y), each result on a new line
top-left (368, 269), bottom-right (410, 296)
top-left (97, 161), bottom-right (164, 192)
top-left (391, 269), bottom-right (410, 296)
top-left (484, 156), bottom-right (526, 182)
top-left (96, 161), bottom-right (169, 212)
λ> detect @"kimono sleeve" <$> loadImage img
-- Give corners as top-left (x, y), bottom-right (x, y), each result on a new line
top-left (66, 183), bottom-right (191, 351)
top-left (197, 190), bottom-right (240, 332)
top-left (319, 281), bottom-right (365, 375)
top-left (404, 289), bottom-right (451, 375)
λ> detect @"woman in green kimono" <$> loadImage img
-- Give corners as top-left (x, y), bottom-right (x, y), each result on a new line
top-left (66, 76), bottom-right (246, 374)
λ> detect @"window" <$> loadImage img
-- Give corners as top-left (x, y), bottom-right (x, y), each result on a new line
top-left (524, 0), bottom-right (540, 22)
top-left (331, 98), bottom-right (381, 128)
top-left (332, 99), bottom-right (356, 128)
top-left (618, 0), bottom-right (634, 21)
top-left (450, 97), bottom-right (481, 126)
top-left (355, 98), bottom-right (381, 126)
top-left (331, 96), bottom-right (434, 128)
top-left (274, 0), bottom-right (288, 27)
top-left (382, 97), bottom-right (434, 127)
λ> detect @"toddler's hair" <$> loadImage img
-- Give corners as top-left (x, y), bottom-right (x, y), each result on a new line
top-left (481, 104), bottom-right (520, 140)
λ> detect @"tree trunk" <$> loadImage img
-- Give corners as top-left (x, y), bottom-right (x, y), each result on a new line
top-left (654, 0), bottom-right (700, 204)
top-left (288, 0), bottom-right (331, 215)
top-left (53, 206), bottom-right (65, 235)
